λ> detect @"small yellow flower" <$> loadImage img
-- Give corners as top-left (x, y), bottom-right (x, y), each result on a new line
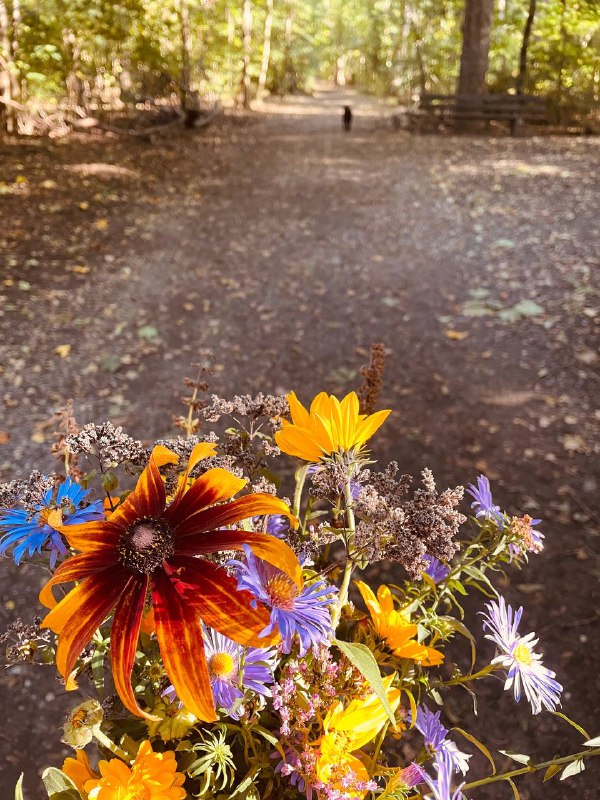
top-left (356, 581), bottom-right (444, 666)
top-left (315, 675), bottom-right (401, 797)
top-left (84, 740), bottom-right (186, 800)
top-left (275, 391), bottom-right (391, 462)
top-left (146, 696), bottom-right (197, 741)
top-left (62, 750), bottom-right (97, 798)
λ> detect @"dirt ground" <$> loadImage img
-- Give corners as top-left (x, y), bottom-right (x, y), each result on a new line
top-left (0, 87), bottom-right (599, 798)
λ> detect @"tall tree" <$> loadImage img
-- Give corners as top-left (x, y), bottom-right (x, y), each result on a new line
top-left (257, 0), bottom-right (273, 99)
top-left (516, 0), bottom-right (537, 93)
top-left (0, 0), bottom-right (16, 132)
top-left (457, 0), bottom-right (495, 95)
top-left (241, 0), bottom-right (252, 107)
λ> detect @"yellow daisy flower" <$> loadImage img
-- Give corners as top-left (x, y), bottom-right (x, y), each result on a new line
top-left (356, 581), bottom-right (444, 666)
top-left (315, 675), bottom-right (401, 797)
top-left (275, 391), bottom-right (391, 463)
top-left (84, 740), bottom-right (185, 800)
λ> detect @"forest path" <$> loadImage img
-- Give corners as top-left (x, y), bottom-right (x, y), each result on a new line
top-left (0, 95), bottom-right (599, 797)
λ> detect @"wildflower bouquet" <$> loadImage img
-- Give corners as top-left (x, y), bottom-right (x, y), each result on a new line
top-left (3, 355), bottom-right (600, 800)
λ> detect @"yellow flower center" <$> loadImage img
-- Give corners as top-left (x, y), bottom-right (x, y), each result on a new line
top-left (513, 642), bottom-right (533, 666)
top-left (265, 574), bottom-right (298, 610)
top-left (209, 652), bottom-right (235, 678)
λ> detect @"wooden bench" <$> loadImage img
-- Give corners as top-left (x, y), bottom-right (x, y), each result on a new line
top-left (415, 93), bottom-right (548, 134)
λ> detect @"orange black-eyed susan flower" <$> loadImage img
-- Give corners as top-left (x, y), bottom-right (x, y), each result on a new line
top-left (40, 442), bottom-right (301, 723)
top-left (275, 391), bottom-right (391, 463)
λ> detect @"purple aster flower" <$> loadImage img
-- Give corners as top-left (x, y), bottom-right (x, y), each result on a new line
top-left (423, 555), bottom-right (450, 584)
top-left (467, 475), bottom-right (504, 527)
top-left (265, 514), bottom-right (290, 538)
top-left (393, 762), bottom-right (426, 790)
top-left (273, 747), bottom-right (314, 799)
top-left (422, 750), bottom-right (466, 800)
top-left (229, 545), bottom-right (336, 656)
top-left (481, 596), bottom-right (562, 715)
top-left (164, 626), bottom-right (277, 718)
top-left (0, 477), bottom-right (104, 567)
top-left (415, 706), bottom-right (471, 775)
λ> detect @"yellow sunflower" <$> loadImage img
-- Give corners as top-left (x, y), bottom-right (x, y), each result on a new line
top-left (275, 391), bottom-right (391, 462)
top-left (84, 740), bottom-right (185, 800)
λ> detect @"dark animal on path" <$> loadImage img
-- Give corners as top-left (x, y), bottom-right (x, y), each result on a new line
top-left (343, 106), bottom-right (352, 131)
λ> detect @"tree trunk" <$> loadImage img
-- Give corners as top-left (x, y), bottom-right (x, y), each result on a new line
top-left (179, 0), bottom-right (191, 106)
top-left (241, 0), bottom-right (252, 108)
top-left (283, 6), bottom-right (294, 93)
top-left (457, 0), bottom-right (495, 96)
top-left (0, 0), bottom-right (16, 132)
top-left (516, 0), bottom-right (536, 94)
top-left (257, 0), bottom-right (273, 99)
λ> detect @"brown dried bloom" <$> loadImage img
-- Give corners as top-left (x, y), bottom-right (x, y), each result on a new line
top-left (65, 422), bottom-right (148, 469)
top-left (357, 342), bottom-right (386, 415)
top-left (354, 465), bottom-right (465, 578)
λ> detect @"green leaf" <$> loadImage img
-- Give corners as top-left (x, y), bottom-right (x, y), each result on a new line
top-left (498, 751), bottom-right (531, 766)
top-left (41, 768), bottom-right (81, 799)
top-left (453, 727), bottom-right (496, 774)
top-left (543, 764), bottom-right (563, 782)
top-left (333, 639), bottom-right (396, 725)
top-left (14, 774), bottom-right (24, 800)
top-left (560, 758), bottom-right (585, 781)
top-left (584, 735), bottom-right (600, 747)
top-left (551, 711), bottom-right (590, 740)
top-left (439, 616), bottom-right (477, 670)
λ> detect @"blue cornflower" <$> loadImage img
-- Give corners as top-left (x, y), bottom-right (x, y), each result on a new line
top-left (229, 545), bottom-right (337, 656)
top-left (422, 750), bottom-right (467, 800)
top-left (415, 706), bottom-right (471, 775)
top-left (481, 596), bottom-right (562, 715)
top-left (166, 626), bottom-right (278, 718)
top-left (466, 475), bottom-right (504, 527)
top-left (0, 477), bottom-right (104, 566)
top-left (423, 555), bottom-right (450, 584)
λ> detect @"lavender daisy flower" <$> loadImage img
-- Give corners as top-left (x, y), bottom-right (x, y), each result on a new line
top-left (415, 706), bottom-right (471, 775)
top-left (229, 545), bottom-right (336, 656)
top-left (466, 475), bottom-right (504, 527)
top-left (165, 626), bottom-right (278, 718)
top-left (392, 762), bottom-right (426, 791)
top-left (422, 750), bottom-right (466, 800)
top-left (481, 596), bottom-right (562, 715)
top-left (423, 555), bottom-right (450, 584)
top-left (0, 477), bottom-right (104, 567)
top-left (265, 514), bottom-right (290, 538)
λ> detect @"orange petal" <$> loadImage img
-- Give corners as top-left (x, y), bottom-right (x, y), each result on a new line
top-left (52, 520), bottom-right (122, 554)
top-left (166, 467), bottom-right (247, 526)
top-left (165, 556), bottom-right (278, 646)
top-left (274, 425), bottom-right (324, 462)
top-left (175, 527), bottom-right (303, 589)
top-left (175, 492), bottom-right (297, 540)
top-left (140, 606), bottom-right (155, 635)
top-left (168, 441), bottom-right (220, 509)
top-left (47, 569), bottom-right (127, 683)
top-left (152, 568), bottom-right (216, 723)
top-left (110, 574), bottom-right (156, 719)
top-left (40, 551), bottom-right (118, 609)
top-left (108, 451), bottom-right (166, 527)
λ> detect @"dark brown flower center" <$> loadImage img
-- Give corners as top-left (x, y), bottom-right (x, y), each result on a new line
top-left (118, 516), bottom-right (175, 574)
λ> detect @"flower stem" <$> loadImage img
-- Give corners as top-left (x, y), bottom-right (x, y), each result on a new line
top-left (462, 746), bottom-right (600, 790)
top-left (93, 728), bottom-right (132, 763)
top-left (332, 479), bottom-right (356, 629)
top-left (293, 463), bottom-right (309, 519)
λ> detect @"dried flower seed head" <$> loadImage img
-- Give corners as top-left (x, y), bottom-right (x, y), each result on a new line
top-left (357, 342), bottom-right (386, 415)
top-left (62, 699), bottom-right (104, 749)
top-left (66, 422), bottom-right (148, 469)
